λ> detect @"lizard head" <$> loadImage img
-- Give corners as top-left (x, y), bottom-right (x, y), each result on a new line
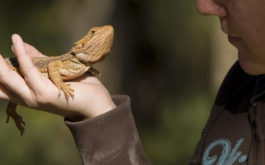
top-left (70, 25), bottom-right (114, 65)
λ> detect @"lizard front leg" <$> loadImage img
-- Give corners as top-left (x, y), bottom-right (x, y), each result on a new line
top-left (48, 60), bottom-right (74, 99)
top-left (6, 102), bottom-right (25, 135)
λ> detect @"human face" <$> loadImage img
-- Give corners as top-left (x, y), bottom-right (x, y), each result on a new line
top-left (196, 0), bottom-right (265, 75)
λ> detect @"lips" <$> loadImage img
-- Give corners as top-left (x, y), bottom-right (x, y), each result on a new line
top-left (228, 35), bottom-right (242, 45)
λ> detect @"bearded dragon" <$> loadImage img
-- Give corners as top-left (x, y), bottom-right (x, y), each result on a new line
top-left (4, 25), bottom-right (114, 135)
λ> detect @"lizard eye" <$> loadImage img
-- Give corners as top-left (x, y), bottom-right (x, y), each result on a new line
top-left (91, 30), bottom-right (95, 34)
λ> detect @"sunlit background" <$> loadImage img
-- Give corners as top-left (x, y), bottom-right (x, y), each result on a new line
top-left (0, 0), bottom-right (237, 164)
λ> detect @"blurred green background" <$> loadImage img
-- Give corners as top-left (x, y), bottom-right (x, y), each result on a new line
top-left (0, 0), bottom-right (237, 164)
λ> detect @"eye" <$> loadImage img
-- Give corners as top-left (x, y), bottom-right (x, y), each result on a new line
top-left (91, 30), bottom-right (95, 34)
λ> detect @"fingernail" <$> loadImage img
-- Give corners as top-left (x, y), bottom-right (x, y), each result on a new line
top-left (11, 34), bottom-right (20, 45)
top-left (11, 34), bottom-right (17, 44)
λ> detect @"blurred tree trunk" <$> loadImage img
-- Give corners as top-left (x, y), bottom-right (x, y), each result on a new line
top-left (111, 0), bottom-right (164, 123)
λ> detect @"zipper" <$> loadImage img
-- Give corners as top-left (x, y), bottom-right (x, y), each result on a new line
top-left (248, 101), bottom-right (265, 165)
top-left (248, 103), bottom-right (257, 165)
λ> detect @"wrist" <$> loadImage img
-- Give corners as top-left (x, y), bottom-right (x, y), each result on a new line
top-left (88, 101), bottom-right (117, 118)
top-left (66, 100), bottom-right (117, 121)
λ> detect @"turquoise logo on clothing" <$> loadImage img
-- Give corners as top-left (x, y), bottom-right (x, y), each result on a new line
top-left (202, 138), bottom-right (247, 165)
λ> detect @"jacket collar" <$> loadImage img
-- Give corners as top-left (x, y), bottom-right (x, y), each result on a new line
top-left (214, 61), bottom-right (257, 109)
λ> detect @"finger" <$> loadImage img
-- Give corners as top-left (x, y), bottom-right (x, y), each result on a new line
top-left (0, 55), bottom-right (31, 100)
top-left (11, 34), bottom-right (46, 93)
top-left (12, 40), bottom-right (46, 58)
top-left (0, 83), bottom-right (12, 100)
top-left (24, 42), bottom-right (46, 57)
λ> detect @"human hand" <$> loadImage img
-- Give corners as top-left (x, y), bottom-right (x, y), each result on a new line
top-left (0, 34), bottom-right (116, 121)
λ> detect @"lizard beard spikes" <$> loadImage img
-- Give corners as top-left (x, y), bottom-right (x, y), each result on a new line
top-left (71, 25), bottom-right (114, 65)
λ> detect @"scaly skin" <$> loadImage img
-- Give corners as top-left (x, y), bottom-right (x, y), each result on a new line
top-left (4, 25), bottom-right (114, 135)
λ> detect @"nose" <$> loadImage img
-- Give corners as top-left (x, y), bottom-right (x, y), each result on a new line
top-left (196, 0), bottom-right (227, 17)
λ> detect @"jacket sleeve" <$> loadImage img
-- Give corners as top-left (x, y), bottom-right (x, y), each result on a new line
top-left (65, 95), bottom-right (152, 165)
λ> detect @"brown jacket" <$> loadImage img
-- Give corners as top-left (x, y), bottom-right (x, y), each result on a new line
top-left (65, 95), bottom-right (152, 165)
top-left (66, 62), bottom-right (265, 164)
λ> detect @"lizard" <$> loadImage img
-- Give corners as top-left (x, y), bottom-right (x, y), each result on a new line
top-left (4, 25), bottom-right (114, 135)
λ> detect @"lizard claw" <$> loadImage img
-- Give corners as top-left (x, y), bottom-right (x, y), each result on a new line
top-left (57, 82), bottom-right (74, 100)
top-left (6, 102), bottom-right (26, 136)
